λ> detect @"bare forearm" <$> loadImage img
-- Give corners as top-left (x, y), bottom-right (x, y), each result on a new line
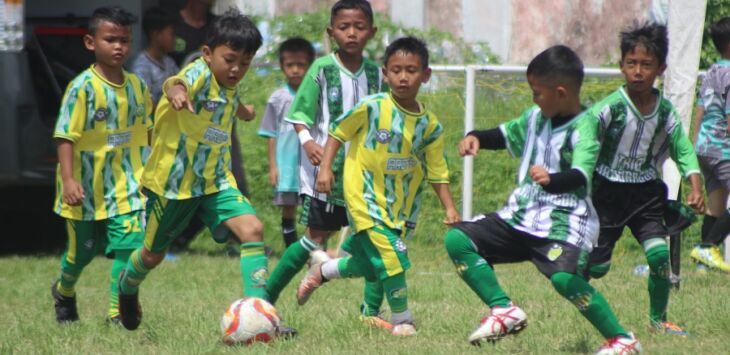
top-left (689, 173), bottom-right (702, 193)
top-left (320, 137), bottom-right (342, 171)
top-left (691, 107), bottom-right (703, 143)
top-left (56, 139), bottom-right (75, 181)
top-left (267, 138), bottom-right (277, 169)
top-left (431, 182), bottom-right (456, 210)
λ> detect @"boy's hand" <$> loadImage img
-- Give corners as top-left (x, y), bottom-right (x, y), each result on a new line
top-left (458, 135), bottom-right (480, 156)
top-left (238, 104), bottom-right (256, 121)
top-left (687, 190), bottom-right (705, 214)
top-left (315, 168), bottom-right (334, 194)
top-left (62, 178), bottom-right (85, 206)
top-left (303, 141), bottom-right (324, 166)
top-left (443, 207), bottom-right (461, 225)
top-left (167, 84), bottom-right (194, 112)
top-left (268, 166), bottom-right (278, 187)
top-left (530, 165), bottom-right (550, 186)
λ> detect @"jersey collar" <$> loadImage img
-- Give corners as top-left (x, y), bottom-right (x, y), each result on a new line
top-left (331, 52), bottom-right (365, 79)
top-left (618, 86), bottom-right (661, 119)
top-left (90, 64), bottom-right (128, 88)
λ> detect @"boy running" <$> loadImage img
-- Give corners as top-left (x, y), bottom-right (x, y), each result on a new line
top-left (51, 6), bottom-right (152, 325)
top-left (297, 36), bottom-right (460, 337)
top-left (445, 45), bottom-right (641, 354)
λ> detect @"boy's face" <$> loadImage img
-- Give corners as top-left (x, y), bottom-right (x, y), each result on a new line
top-left (280, 51), bottom-right (311, 88)
top-left (84, 20), bottom-right (132, 69)
top-left (383, 51), bottom-right (431, 103)
top-left (620, 43), bottom-right (666, 95)
top-left (152, 25), bottom-right (176, 53)
top-left (202, 44), bottom-right (255, 89)
top-left (527, 74), bottom-right (564, 118)
top-left (327, 8), bottom-right (376, 57)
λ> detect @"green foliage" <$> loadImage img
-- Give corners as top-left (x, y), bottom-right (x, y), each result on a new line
top-left (254, 10), bottom-right (499, 67)
top-left (700, 0), bottom-right (730, 68)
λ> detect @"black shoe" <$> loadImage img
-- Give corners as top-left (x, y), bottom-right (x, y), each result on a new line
top-left (117, 270), bottom-right (142, 330)
top-left (51, 281), bottom-right (79, 323)
top-left (275, 324), bottom-right (298, 339)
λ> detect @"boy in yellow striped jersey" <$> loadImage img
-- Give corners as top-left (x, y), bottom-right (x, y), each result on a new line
top-left (51, 6), bottom-right (153, 325)
top-left (115, 9), bottom-right (280, 334)
top-left (297, 37), bottom-right (460, 336)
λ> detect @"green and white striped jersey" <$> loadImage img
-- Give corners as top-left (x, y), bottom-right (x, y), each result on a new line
top-left (590, 87), bottom-right (700, 183)
top-left (497, 107), bottom-right (600, 251)
top-left (285, 53), bottom-right (385, 206)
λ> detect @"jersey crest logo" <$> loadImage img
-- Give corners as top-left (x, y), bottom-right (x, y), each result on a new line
top-left (547, 244), bottom-right (563, 261)
top-left (376, 129), bottom-right (391, 143)
top-left (204, 100), bottom-right (222, 112)
top-left (135, 105), bottom-right (146, 118)
top-left (328, 87), bottom-right (340, 101)
top-left (94, 108), bottom-right (109, 121)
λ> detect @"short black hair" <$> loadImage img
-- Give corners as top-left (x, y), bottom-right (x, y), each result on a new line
top-left (279, 37), bottom-right (315, 64)
top-left (205, 8), bottom-right (262, 55)
top-left (384, 36), bottom-right (429, 69)
top-left (526, 45), bottom-right (584, 91)
top-left (620, 22), bottom-right (668, 65)
top-left (89, 6), bottom-right (136, 35)
top-left (142, 6), bottom-right (175, 39)
top-left (330, 0), bottom-right (374, 25)
top-left (711, 17), bottom-right (730, 53)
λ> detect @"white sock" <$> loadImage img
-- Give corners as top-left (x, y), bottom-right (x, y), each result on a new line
top-left (321, 258), bottom-right (342, 280)
top-left (390, 310), bottom-right (413, 325)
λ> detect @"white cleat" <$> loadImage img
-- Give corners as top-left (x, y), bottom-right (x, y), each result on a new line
top-left (391, 323), bottom-right (417, 337)
top-left (594, 332), bottom-right (642, 354)
top-left (468, 304), bottom-right (528, 345)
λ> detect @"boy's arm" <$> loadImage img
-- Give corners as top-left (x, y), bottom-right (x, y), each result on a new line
top-left (294, 123), bottom-right (323, 165)
top-left (236, 104), bottom-right (256, 121)
top-left (314, 137), bottom-right (342, 194)
top-left (666, 113), bottom-right (704, 213)
top-left (164, 80), bottom-right (193, 112)
top-left (430, 183), bottom-right (460, 225)
top-left (315, 102), bottom-right (369, 192)
top-left (459, 128), bottom-right (506, 156)
top-left (287, 65), bottom-right (323, 164)
top-left (266, 137), bottom-right (278, 187)
top-left (691, 105), bottom-right (704, 144)
top-left (56, 139), bottom-right (84, 206)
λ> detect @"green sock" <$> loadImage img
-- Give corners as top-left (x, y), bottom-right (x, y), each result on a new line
top-left (444, 228), bottom-right (511, 308)
top-left (644, 239), bottom-right (670, 324)
top-left (108, 250), bottom-right (131, 318)
top-left (361, 280), bottom-right (384, 316)
top-left (383, 272), bottom-right (408, 314)
top-left (266, 236), bottom-right (318, 304)
top-left (550, 272), bottom-right (629, 339)
top-left (120, 249), bottom-right (151, 295)
top-left (240, 242), bottom-right (269, 300)
top-left (57, 251), bottom-right (84, 297)
top-left (57, 223), bottom-right (97, 297)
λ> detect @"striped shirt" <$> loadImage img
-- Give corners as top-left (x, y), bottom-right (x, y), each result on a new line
top-left (330, 93), bottom-right (449, 233)
top-left (53, 65), bottom-right (153, 220)
top-left (286, 53), bottom-right (385, 206)
top-left (141, 58), bottom-right (241, 199)
top-left (497, 107), bottom-right (600, 251)
top-left (590, 87), bottom-right (700, 183)
top-left (695, 60), bottom-right (730, 159)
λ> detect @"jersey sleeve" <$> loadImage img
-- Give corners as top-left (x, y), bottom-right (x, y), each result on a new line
top-left (499, 108), bottom-right (533, 157)
top-left (286, 65), bottom-right (320, 128)
top-left (666, 110), bottom-right (701, 178)
top-left (422, 118), bottom-right (449, 183)
top-left (162, 63), bottom-right (205, 99)
top-left (329, 100), bottom-right (368, 143)
top-left (141, 80), bottom-right (154, 130)
top-left (257, 94), bottom-right (279, 138)
top-left (53, 81), bottom-right (87, 142)
top-left (724, 82), bottom-right (730, 114)
top-left (570, 116), bottom-right (600, 189)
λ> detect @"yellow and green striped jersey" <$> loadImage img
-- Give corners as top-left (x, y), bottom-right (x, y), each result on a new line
top-left (142, 58), bottom-right (241, 199)
top-left (330, 93), bottom-right (449, 233)
top-left (53, 65), bottom-right (153, 220)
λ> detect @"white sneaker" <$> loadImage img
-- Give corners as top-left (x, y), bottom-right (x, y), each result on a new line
top-left (296, 261), bottom-right (324, 305)
top-left (594, 332), bottom-right (641, 354)
top-left (467, 304), bottom-right (528, 345)
top-left (391, 323), bottom-right (417, 337)
top-left (309, 249), bottom-right (331, 267)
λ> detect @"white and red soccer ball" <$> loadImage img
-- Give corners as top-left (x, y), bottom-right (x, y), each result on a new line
top-left (220, 298), bottom-right (280, 345)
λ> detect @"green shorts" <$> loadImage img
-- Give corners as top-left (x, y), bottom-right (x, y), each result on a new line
top-left (143, 188), bottom-right (256, 253)
top-left (65, 210), bottom-right (145, 259)
top-left (341, 225), bottom-right (410, 281)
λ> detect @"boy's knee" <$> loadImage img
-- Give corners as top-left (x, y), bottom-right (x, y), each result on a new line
top-left (443, 228), bottom-right (472, 259)
top-left (588, 262), bottom-right (611, 279)
top-left (645, 239), bottom-right (669, 278)
top-left (232, 215), bottom-right (264, 242)
top-left (550, 272), bottom-right (574, 295)
top-left (141, 248), bottom-right (164, 268)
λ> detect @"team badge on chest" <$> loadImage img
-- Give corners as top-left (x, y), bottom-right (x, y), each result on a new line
top-left (204, 100), bottom-right (221, 112)
top-left (328, 87), bottom-right (340, 101)
top-left (376, 129), bottom-right (391, 143)
top-left (94, 108), bottom-right (109, 121)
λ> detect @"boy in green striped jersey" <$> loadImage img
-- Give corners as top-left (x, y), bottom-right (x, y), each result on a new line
top-left (586, 23), bottom-right (704, 337)
top-left (297, 36), bottom-right (460, 337)
top-left (51, 6), bottom-right (153, 325)
top-left (266, 0), bottom-right (389, 327)
top-left (114, 10), bottom-right (289, 335)
top-left (444, 46), bottom-right (641, 353)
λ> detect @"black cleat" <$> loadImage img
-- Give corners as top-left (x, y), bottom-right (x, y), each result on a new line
top-left (117, 270), bottom-right (142, 330)
top-left (51, 281), bottom-right (79, 324)
top-left (275, 324), bottom-right (298, 339)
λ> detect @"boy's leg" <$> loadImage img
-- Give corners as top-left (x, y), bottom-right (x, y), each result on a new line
top-left (105, 211), bottom-right (145, 322)
top-left (691, 159), bottom-right (730, 271)
top-left (586, 227), bottom-right (623, 279)
top-left (53, 220), bottom-right (102, 323)
top-left (276, 192), bottom-right (298, 247)
top-left (108, 249), bottom-right (131, 322)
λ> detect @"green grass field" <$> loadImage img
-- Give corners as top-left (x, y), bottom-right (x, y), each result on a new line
top-left (2, 71), bottom-right (729, 354)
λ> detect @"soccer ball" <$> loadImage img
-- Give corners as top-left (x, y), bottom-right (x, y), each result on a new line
top-left (220, 298), bottom-right (280, 345)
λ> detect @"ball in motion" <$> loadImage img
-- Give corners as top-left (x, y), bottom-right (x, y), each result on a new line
top-left (220, 298), bottom-right (280, 345)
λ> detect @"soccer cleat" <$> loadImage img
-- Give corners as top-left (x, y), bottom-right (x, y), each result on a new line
top-left (594, 332), bottom-right (641, 354)
top-left (467, 304), bottom-right (528, 345)
top-left (359, 314), bottom-right (394, 331)
top-left (117, 270), bottom-right (143, 330)
top-left (296, 261), bottom-right (325, 306)
top-left (51, 281), bottom-right (79, 323)
top-left (275, 324), bottom-right (298, 339)
top-left (650, 320), bottom-right (688, 337)
top-left (391, 322), bottom-right (417, 337)
top-left (309, 249), bottom-right (331, 267)
top-left (690, 245), bottom-right (730, 273)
